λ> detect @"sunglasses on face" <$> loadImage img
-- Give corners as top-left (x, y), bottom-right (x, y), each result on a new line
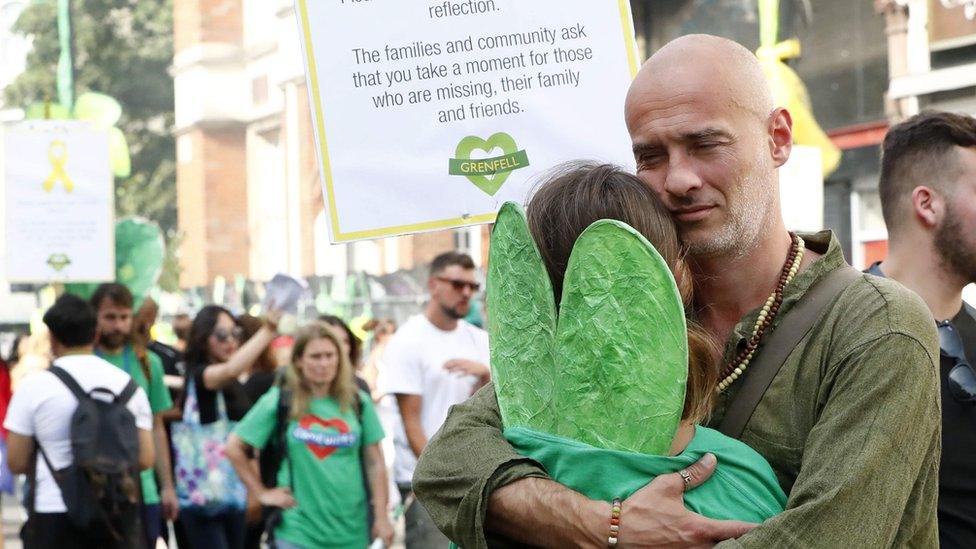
top-left (938, 321), bottom-right (976, 404)
top-left (436, 277), bottom-right (481, 292)
top-left (213, 327), bottom-right (244, 343)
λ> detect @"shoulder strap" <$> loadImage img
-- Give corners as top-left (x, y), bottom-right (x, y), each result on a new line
top-left (118, 378), bottom-right (140, 404)
top-left (47, 365), bottom-right (88, 401)
top-left (718, 265), bottom-right (862, 439)
top-left (275, 386), bottom-right (294, 491)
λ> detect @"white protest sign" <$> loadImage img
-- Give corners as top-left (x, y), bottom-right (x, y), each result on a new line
top-left (3, 121), bottom-right (114, 282)
top-left (295, 0), bottom-right (639, 242)
top-left (778, 145), bottom-right (824, 232)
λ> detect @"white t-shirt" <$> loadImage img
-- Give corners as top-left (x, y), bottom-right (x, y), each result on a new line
top-left (4, 354), bottom-right (153, 513)
top-left (377, 314), bottom-right (490, 483)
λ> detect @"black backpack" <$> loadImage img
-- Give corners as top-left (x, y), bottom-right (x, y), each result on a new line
top-left (29, 365), bottom-right (144, 546)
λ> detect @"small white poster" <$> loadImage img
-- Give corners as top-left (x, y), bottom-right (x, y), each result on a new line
top-left (3, 121), bottom-right (114, 282)
top-left (295, 0), bottom-right (640, 242)
top-left (779, 145), bottom-right (824, 233)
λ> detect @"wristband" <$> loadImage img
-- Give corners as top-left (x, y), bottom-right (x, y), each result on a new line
top-left (608, 497), bottom-right (621, 547)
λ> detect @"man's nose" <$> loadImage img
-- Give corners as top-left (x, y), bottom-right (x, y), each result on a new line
top-left (664, 155), bottom-right (704, 197)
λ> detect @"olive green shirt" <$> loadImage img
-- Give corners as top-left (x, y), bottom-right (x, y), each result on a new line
top-left (413, 231), bottom-right (942, 548)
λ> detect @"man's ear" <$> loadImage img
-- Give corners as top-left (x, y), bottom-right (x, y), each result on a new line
top-left (911, 186), bottom-right (943, 229)
top-left (768, 107), bottom-right (794, 168)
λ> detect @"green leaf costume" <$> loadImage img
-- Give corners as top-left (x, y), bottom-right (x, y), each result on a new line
top-left (487, 202), bottom-right (786, 522)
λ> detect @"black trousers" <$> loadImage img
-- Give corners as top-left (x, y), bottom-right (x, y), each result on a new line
top-left (22, 512), bottom-right (143, 549)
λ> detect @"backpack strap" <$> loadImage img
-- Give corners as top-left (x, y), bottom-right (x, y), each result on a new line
top-left (47, 365), bottom-right (88, 401)
top-left (354, 391), bottom-right (376, 529)
top-left (118, 378), bottom-right (140, 404)
top-left (276, 386), bottom-right (294, 491)
top-left (718, 265), bottom-right (862, 439)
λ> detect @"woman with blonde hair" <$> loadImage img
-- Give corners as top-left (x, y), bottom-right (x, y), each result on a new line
top-left (226, 322), bottom-right (394, 549)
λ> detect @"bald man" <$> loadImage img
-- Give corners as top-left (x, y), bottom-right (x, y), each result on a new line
top-left (414, 35), bottom-right (941, 548)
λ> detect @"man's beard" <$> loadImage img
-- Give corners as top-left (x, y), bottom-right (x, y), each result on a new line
top-left (99, 331), bottom-right (129, 350)
top-left (683, 172), bottom-right (771, 259)
top-left (935, 204), bottom-right (976, 284)
top-left (440, 303), bottom-right (467, 320)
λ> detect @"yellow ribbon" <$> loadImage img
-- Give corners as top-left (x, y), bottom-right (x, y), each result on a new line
top-left (42, 139), bottom-right (74, 193)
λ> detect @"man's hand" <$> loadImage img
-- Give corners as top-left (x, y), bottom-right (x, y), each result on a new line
top-left (619, 454), bottom-right (757, 548)
top-left (160, 485), bottom-right (179, 521)
top-left (372, 516), bottom-right (395, 547)
top-left (258, 487), bottom-right (298, 509)
top-left (443, 359), bottom-right (490, 380)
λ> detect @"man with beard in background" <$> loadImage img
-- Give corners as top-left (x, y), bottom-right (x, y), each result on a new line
top-left (869, 111), bottom-right (976, 548)
top-left (378, 251), bottom-right (491, 549)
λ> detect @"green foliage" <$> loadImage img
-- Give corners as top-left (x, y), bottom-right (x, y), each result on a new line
top-left (5, 0), bottom-right (178, 279)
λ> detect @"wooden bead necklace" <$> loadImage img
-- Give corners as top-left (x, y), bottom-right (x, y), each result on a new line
top-left (717, 233), bottom-right (805, 392)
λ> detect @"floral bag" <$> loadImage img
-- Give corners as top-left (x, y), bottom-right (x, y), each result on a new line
top-left (172, 378), bottom-right (247, 516)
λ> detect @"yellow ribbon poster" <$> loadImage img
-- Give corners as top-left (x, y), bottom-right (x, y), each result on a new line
top-left (3, 121), bottom-right (114, 282)
top-left (42, 139), bottom-right (75, 193)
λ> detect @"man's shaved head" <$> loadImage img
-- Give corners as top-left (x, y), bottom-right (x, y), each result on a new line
top-left (626, 34), bottom-right (774, 128)
top-left (624, 34), bottom-right (792, 259)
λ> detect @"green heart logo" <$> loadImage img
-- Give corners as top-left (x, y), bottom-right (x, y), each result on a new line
top-left (449, 132), bottom-right (530, 196)
top-left (47, 253), bottom-right (71, 272)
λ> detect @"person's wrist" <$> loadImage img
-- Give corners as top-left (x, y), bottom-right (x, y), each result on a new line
top-left (575, 498), bottom-right (611, 549)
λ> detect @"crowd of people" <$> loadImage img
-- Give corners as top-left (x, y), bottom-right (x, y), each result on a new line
top-left (0, 31), bottom-right (974, 549)
top-left (0, 246), bottom-right (493, 549)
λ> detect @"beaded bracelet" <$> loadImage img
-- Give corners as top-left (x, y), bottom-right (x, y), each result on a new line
top-left (608, 498), bottom-right (622, 547)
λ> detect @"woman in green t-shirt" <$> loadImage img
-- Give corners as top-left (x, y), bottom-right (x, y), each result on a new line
top-left (226, 323), bottom-right (395, 549)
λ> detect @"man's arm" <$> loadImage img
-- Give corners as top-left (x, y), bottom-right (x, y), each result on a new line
top-left (414, 385), bottom-right (751, 549)
top-left (716, 333), bottom-right (941, 548)
top-left (6, 432), bottom-right (34, 474)
top-left (137, 427), bottom-right (155, 471)
top-left (153, 414), bottom-right (179, 520)
top-left (396, 393), bottom-right (427, 457)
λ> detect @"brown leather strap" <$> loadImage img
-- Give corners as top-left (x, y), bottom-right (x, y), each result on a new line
top-left (718, 265), bottom-right (862, 439)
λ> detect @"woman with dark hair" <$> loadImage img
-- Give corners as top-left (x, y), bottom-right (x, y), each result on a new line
top-left (180, 304), bottom-right (282, 548)
top-left (319, 315), bottom-right (372, 394)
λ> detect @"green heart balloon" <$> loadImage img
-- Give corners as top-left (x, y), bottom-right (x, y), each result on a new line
top-left (64, 217), bottom-right (165, 309)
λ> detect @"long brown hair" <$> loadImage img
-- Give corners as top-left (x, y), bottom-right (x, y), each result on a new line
top-left (286, 322), bottom-right (357, 419)
top-left (525, 162), bottom-right (719, 423)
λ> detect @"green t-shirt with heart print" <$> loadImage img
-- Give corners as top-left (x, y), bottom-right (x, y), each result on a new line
top-left (234, 387), bottom-right (384, 549)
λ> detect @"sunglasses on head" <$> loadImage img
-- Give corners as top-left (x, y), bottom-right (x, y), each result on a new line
top-left (436, 276), bottom-right (481, 292)
top-left (213, 326), bottom-right (244, 343)
top-left (938, 321), bottom-right (976, 404)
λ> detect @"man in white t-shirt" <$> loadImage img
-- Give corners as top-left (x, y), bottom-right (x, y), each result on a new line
top-left (379, 251), bottom-right (490, 549)
top-left (5, 294), bottom-right (154, 549)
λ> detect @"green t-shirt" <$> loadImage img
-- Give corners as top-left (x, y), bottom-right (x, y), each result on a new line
top-left (235, 387), bottom-right (384, 549)
top-left (98, 345), bottom-right (173, 505)
top-left (506, 425), bottom-right (786, 523)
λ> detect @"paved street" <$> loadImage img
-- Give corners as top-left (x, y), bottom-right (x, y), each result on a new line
top-left (2, 489), bottom-right (23, 549)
